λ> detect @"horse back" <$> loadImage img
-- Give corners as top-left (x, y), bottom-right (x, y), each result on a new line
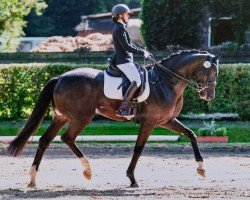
top-left (54, 68), bottom-right (103, 92)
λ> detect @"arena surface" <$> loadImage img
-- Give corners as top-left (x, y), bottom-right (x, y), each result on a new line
top-left (0, 144), bottom-right (249, 199)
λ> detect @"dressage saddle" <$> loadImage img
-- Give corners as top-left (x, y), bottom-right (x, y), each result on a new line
top-left (105, 58), bottom-right (147, 98)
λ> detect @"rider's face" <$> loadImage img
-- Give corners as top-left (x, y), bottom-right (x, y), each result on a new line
top-left (122, 12), bottom-right (130, 24)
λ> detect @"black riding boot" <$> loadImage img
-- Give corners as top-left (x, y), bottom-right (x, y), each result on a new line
top-left (116, 81), bottom-right (138, 117)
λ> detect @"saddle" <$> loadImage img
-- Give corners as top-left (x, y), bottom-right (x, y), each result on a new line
top-left (103, 58), bottom-right (150, 120)
top-left (105, 58), bottom-right (147, 98)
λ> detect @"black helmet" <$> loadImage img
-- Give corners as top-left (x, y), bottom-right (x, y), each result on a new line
top-left (112, 4), bottom-right (130, 18)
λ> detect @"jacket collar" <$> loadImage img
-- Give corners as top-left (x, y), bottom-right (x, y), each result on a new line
top-left (116, 20), bottom-right (126, 27)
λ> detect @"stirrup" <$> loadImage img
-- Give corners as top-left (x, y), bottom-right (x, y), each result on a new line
top-left (116, 108), bottom-right (135, 118)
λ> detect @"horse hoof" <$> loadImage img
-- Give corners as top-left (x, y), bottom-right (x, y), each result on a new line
top-left (83, 169), bottom-right (92, 180)
top-left (130, 182), bottom-right (139, 188)
top-left (197, 167), bottom-right (206, 178)
top-left (28, 182), bottom-right (36, 188)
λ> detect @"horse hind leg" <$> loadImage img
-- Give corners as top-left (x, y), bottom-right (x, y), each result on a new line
top-left (28, 116), bottom-right (67, 188)
top-left (61, 117), bottom-right (94, 181)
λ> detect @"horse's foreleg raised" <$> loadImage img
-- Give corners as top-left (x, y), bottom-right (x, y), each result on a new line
top-left (28, 117), bottom-right (67, 188)
top-left (160, 118), bottom-right (205, 177)
top-left (126, 122), bottom-right (154, 187)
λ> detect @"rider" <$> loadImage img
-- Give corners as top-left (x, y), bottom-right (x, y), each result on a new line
top-left (112, 4), bottom-right (151, 117)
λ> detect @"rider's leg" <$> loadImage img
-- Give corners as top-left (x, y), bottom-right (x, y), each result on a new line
top-left (116, 81), bottom-right (138, 117)
top-left (116, 62), bottom-right (141, 117)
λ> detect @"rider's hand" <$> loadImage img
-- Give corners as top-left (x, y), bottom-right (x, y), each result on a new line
top-left (144, 50), bottom-right (151, 58)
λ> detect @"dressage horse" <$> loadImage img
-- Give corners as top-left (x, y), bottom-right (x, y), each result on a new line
top-left (7, 50), bottom-right (222, 188)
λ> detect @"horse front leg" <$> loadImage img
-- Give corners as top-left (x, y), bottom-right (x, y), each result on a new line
top-left (160, 118), bottom-right (205, 177)
top-left (126, 122), bottom-right (155, 187)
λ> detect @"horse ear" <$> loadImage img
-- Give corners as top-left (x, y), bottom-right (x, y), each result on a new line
top-left (215, 52), bottom-right (223, 60)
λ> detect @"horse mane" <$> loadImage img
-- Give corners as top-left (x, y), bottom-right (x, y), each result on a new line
top-left (144, 49), bottom-right (211, 68)
top-left (160, 49), bottom-right (210, 64)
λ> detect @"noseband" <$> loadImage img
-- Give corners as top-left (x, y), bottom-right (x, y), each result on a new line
top-left (194, 58), bottom-right (218, 93)
top-left (196, 81), bottom-right (217, 93)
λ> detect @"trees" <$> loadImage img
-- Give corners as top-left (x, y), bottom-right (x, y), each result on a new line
top-left (0, 0), bottom-right (141, 51)
top-left (141, 0), bottom-right (250, 50)
top-left (24, 0), bottom-right (141, 37)
top-left (141, 0), bottom-right (207, 49)
top-left (208, 0), bottom-right (250, 45)
top-left (0, 0), bottom-right (47, 52)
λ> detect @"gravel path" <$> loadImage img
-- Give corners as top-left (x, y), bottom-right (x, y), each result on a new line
top-left (0, 143), bottom-right (249, 199)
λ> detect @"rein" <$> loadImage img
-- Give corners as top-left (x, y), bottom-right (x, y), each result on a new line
top-left (148, 57), bottom-right (198, 92)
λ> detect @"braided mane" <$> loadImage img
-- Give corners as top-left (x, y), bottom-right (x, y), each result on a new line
top-left (160, 49), bottom-right (210, 64)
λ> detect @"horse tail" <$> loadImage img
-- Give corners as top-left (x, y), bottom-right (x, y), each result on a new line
top-left (6, 77), bottom-right (59, 156)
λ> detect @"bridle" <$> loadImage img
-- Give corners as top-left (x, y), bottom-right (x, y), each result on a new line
top-left (194, 61), bottom-right (218, 93)
top-left (148, 56), bottom-right (218, 93)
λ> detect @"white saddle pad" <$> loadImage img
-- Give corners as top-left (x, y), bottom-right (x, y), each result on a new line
top-left (104, 69), bottom-right (150, 102)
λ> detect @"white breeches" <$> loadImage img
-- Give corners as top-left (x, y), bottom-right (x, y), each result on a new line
top-left (117, 62), bottom-right (141, 87)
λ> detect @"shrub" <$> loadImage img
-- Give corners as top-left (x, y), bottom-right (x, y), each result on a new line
top-left (141, 0), bottom-right (206, 49)
top-left (0, 63), bottom-right (249, 119)
top-left (0, 63), bottom-right (104, 119)
top-left (183, 63), bottom-right (250, 120)
top-left (141, 0), bottom-right (250, 49)
top-left (197, 119), bottom-right (228, 136)
top-left (214, 127), bottom-right (228, 136)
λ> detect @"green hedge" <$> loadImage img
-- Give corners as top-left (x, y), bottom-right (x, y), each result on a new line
top-left (182, 63), bottom-right (250, 119)
top-left (0, 63), bottom-right (249, 119)
top-left (141, 0), bottom-right (250, 49)
top-left (0, 63), bottom-right (105, 119)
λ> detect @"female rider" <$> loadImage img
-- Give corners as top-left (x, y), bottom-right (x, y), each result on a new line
top-left (112, 4), bottom-right (150, 117)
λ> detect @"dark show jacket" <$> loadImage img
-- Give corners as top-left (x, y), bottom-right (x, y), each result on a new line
top-left (112, 21), bottom-right (144, 65)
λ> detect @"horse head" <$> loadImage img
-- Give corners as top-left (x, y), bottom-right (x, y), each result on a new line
top-left (195, 52), bottom-right (222, 101)
top-left (156, 50), bottom-right (222, 102)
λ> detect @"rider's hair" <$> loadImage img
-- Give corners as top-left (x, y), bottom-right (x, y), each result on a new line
top-left (112, 15), bottom-right (120, 22)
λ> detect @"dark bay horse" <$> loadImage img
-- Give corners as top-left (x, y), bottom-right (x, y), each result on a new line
top-left (7, 50), bottom-right (222, 188)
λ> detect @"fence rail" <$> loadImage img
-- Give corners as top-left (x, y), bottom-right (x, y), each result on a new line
top-left (0, 135), bottom-right (180, 142)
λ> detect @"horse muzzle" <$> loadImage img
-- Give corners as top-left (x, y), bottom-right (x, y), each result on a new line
top-left (199, 89), bottom-right (215, 101)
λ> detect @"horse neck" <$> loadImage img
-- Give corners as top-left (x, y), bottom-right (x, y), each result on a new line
top-left (173, 54), bottom-right (207, 77)
top-left (159, 54), bottom-right (208, 91)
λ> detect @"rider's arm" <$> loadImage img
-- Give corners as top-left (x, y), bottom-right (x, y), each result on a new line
top-left (116, 26), bottom-right (144, 56)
